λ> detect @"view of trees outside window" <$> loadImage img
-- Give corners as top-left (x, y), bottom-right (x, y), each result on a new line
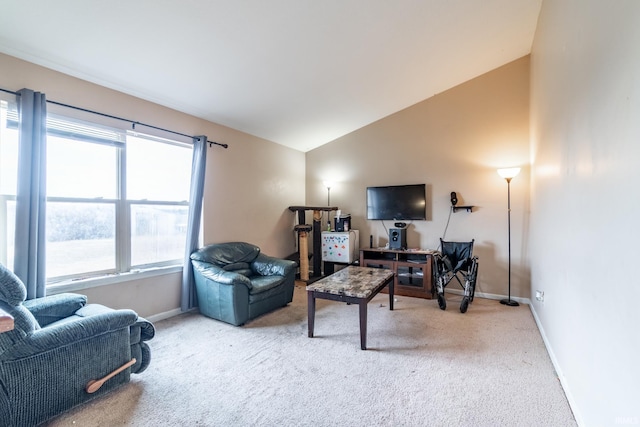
top-left (45, 201), bottom-right (116, 278)
top-left (130, 204), bottom-right (189, 266)
top-left (126, 134), bottom-right (192, 269)
top-left (0, 104), bottom-right (193, 282)
top-left (46, 134), bottom-right (119, 278)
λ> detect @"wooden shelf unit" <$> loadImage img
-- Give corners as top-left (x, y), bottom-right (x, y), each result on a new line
top-left (359, 248), bottom-right (435, 299)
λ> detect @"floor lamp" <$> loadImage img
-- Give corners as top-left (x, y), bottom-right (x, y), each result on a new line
top-left (497, 167), bottom-right (520, 307)
top-left (323, 181), bottom-right (333, 206)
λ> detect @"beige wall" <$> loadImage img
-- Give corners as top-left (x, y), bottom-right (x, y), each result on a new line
top-left (306, 57), bottom-right (531, 299)
top-left (530, 1), bottom-right (640, 425)
top-left (0, 52), bottom-right (305, 318)
top-left (80, 272), bottom-right (183, 318)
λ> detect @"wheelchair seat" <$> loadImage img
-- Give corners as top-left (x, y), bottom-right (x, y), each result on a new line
top-left (433, 239), bottom-right (479, 313)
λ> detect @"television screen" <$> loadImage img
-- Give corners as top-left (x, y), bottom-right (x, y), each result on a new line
top-left (366, 184), bottom-right (426, 220)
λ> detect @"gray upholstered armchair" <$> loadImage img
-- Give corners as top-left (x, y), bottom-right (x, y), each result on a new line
top-left (0, 263), bottom-right (154, 427)
top-left (190, 242), bottom-right (297, 326)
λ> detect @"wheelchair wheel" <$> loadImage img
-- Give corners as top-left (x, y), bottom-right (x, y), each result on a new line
top-left (460, 297), bottom-right (470, 313)
top-left (437, 293), bottom-right (446, 310)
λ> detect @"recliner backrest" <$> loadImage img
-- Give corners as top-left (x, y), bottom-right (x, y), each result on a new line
top-left (0, 264), bottom-right (40, 350)
top-left (190, 242), bottom-right (261, 267)
top-left (0, 264), bottom-right (27, 307)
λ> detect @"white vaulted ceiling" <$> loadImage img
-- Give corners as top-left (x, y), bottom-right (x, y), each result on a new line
top-left (0, 0), bottom-right (541, 152)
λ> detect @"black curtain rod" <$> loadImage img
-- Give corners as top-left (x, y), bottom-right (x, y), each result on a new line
top-left (0, 87), bottom-right (228, 149)
top-left (0, 88), bottom-right (18, 96)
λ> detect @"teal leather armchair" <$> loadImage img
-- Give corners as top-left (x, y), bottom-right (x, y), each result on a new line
top-left (190, 242), bottom-right (297, 326)
top-left (0, 263), bottom-right (154, 426)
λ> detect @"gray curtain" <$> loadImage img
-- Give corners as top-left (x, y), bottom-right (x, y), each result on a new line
top-left (181, 135), bottom-right (208, 311)
top-left (14, 88), bottom-right (47, 299)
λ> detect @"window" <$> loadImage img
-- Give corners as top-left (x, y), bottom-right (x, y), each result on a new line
top-left (46, 126), bottom-right (121, 278)
top-left (0, 98), bottom-right (18, 269)
top-left (1, 106), bottom-right (194, 283)
top-left (126, 134), bottom-right (192, 268)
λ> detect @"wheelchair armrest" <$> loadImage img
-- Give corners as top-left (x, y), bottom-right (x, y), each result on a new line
top-left (458, 256), bottom-right (479, 272)
top-left (434, 254), bottom-right (454, 272)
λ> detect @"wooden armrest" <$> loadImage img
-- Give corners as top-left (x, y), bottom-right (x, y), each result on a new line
top-left (0, 307), bottom-right (15, 333)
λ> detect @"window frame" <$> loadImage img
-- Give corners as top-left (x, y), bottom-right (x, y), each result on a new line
top-left (0, 97), bottom-right (18, 268)
top-left (42, 115), bottom-right (193, 285)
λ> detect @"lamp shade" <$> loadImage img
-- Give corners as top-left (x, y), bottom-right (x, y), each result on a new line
top-left (497, 168), bottom-right (521, 180)
top-left (323, 180), bottom-right (333, 189)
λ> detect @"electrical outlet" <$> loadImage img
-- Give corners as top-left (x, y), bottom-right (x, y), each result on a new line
top-left (535, 290), bottom-right (544, 302)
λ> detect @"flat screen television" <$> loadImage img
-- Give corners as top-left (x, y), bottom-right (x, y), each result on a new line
top-left (366, 184), bottom-right (426, 220)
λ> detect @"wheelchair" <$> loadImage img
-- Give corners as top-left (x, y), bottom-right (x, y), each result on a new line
top-left (433, 239), bottom-right (479, 313)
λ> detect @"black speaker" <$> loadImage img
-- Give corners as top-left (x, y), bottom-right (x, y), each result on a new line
top-left (451, 191), bottom-right (458, 206)
top-left (389, 228), bottom-right (407, 250)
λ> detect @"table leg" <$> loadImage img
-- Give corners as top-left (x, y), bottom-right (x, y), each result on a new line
top-left (389, 277), bottom-right (394, 311)
top-left (312, 210), bottom-right (322, 277)
top-left (307, 291), bottom-right (315, 338)
top-left (359, 300), bottom-right (367, 350)
top-left (324, 261), bottom-right (335, 276)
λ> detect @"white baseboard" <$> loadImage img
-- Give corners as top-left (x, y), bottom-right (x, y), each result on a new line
top-left (529, 304), bottom-right (583, 426)
top-left (146, 308), bottom-right (184, 323)
top-left (444, 287), bottom-right (532, 305)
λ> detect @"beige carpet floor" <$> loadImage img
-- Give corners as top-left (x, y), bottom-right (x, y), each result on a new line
top-left (46, 284), bottom-right (576, 426)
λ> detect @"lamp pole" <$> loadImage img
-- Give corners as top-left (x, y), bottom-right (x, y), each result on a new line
top-left (497, 168), bottom-right (520, 307)
top-left (323, 181), bottom-right (333, 206)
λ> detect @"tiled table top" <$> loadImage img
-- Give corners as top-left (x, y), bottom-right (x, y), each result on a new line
top-left (306, 266), bottom-right (394, 298)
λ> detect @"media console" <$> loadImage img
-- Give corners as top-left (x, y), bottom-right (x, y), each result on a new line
top-left (359, 248), bottom-right (435, 299)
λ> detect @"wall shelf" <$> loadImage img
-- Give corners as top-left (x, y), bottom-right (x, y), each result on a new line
top-left (453, 205), bottom-right (474, 213)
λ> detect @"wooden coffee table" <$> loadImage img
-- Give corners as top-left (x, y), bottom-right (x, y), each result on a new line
top-left (306, 266), bottom-right (394, 350)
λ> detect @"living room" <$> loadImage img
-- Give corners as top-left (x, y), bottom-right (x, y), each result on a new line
top-left (1, 1), bottom-right (638, 426)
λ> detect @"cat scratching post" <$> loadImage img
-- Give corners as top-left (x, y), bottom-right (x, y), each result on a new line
top-left (289, 205), bottom-right (338, 280)
top-left (294, 224), bottom-right (312, 281)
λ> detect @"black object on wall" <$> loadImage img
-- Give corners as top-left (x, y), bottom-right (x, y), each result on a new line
top-left (451, 191), bottom-right (474, 213)
top-left (389, 228), bottom-right (407, 250)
